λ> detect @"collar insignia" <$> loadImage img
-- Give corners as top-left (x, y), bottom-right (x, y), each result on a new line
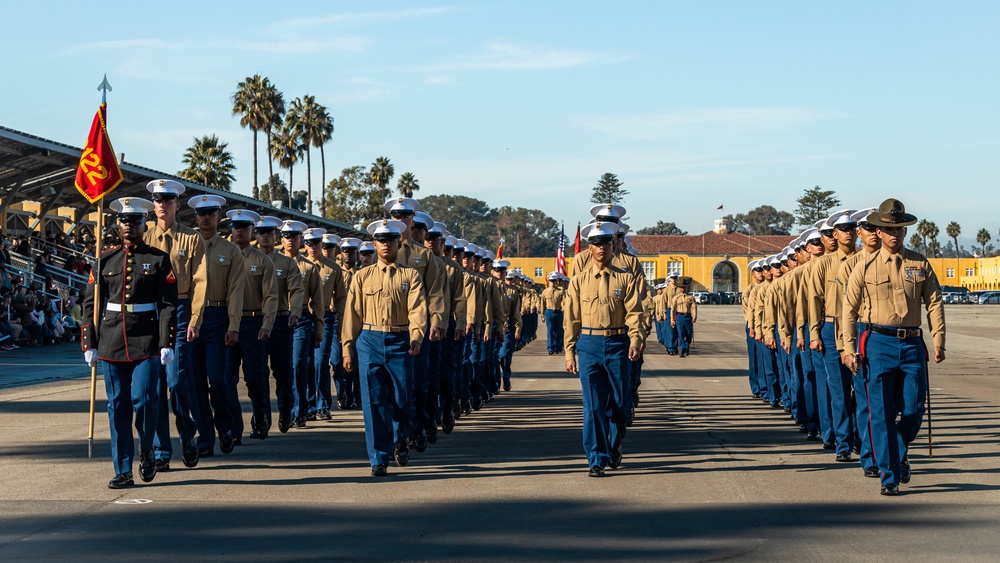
top-left (250, 264), bottom-right (258, 273)
top-left (218, 255), bottom-right (225, 264)
top-left (401, 281), bottom-right (409, 291)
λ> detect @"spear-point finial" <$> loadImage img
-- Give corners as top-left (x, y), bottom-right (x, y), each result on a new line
top-left (97, 74), bottom-right (113, 104)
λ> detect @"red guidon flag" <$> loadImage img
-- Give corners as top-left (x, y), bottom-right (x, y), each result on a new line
top-left (74, 103), bottom-right (123, 203)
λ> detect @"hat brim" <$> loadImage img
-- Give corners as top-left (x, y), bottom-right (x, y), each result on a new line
top-left (866, 212), bottom-right (917, 228)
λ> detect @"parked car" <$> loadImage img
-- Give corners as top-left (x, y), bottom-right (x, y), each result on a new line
top-left (979, 292), bottom-right (1000, 304)
top-left (720, 292), bottom-right (739, 305)
top-left (941, 285), bottom-right (969, 304)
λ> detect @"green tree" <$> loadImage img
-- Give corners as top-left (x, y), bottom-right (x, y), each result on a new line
top-left (178, 134), bottom-right (236, 191)
top-left (636, 221), bottom-right (687, 235)
top-left (946, 221), bottom-right (961, 269)
top-left (926, 239), bottom-right (941, 258)
top-left (325, 165), bottom-right (383, 226)
top-left (258, 173), bottom-right (287, 206)
top-left (794, 186), bottom-right (841, 228)
top-left (420, 194), bottom-right (497, 243)
top-left (916, 219), bottom-right (931, 252)
top-left (262, 81), bottom-right (285, 183)
top-left (734, 205), bottom-right (795, 235)
top-left (590, 173), bottom-right (628, 206)
top-left (977, 228), bottom-right (991, 256)
top-left (908, 233), bottom-right (923, 252)
top-left (396, 172), bottom-right (419, 198)
top-left (286, 95), bottom-right (327, 215)
top-left (369, 156), bottom-right (395, 206)
top-left (231, 74), bottom-right (270, 199)
top-left (720, 214), bottom-right (749, 234)
top-left (494, 206), bottom-right (560, 257)
top-left (290, 190), bottom-right (307, 212)
top-left (269, 120), bottom-right (304, 209)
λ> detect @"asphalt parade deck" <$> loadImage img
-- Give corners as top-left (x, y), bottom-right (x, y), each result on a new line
top-left (2, 306), bottom-right (1000, 562)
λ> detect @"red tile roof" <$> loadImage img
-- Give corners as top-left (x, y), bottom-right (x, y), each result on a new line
top-left (632, 231), bottom-right (795, 256)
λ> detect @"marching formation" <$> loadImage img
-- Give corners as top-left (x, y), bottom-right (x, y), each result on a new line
top-left (81, 180), bottom-right (539, 487)
top-left (742, 198), bottom-right (946, 496)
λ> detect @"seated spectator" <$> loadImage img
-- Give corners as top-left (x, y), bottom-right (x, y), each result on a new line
top-left (0, 290), bottom-right (19, 350)
top-left (13, 291), bottom-right (42, 346)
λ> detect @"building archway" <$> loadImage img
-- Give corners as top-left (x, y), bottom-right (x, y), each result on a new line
top-left (712, 260), bottom-right (739, 293)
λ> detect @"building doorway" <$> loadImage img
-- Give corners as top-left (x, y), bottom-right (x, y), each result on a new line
top-left (712, 260), bottom-right (739, 293)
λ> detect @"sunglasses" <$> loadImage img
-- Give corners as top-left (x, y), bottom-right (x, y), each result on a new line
top-left (255, 227), bottom-right (276, 235)
top-left (834, 224), bottom-right (857, 232)
top-left (117, 216), bottom-right (144, 225)
top-left (280, 232), bottom-right (301, 239)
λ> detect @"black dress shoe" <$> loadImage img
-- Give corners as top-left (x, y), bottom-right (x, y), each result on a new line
top-left (588, 466), bottom-right (606, 478)
top-left (863, 467), bottom-right (879, 478)
top-left (393, 442), bottom-right (409, 467)
top-left (108, 472), bottom-right (134, 489)
top-left (219, 431), bottom-right (235, 455)
top-left (783, 405), bottom-right (792, 413)
top-left (806, 431), bottom-right (820, 441)
top-left (836, 452), bottom-right (852, 462)
top-left (249, 424), bottom-right (268, 440)
top-left (197, 447), bottom-right (214, 458)
top-left (413, 432), bottom-right (428, 453)
top-left (181, 440), bottom-right (199, 468)
top-left (337, 396), bottom-right (348, 410)
top-left (462, 400), bottom-right (472, 416)
top-left (626, 405), bottom-right (635, 427)
top-left (427, 426), bottom-right (438, 444)
top-left (503, 380), bottom-right (511, 392)
top-left (752, 393), bottom-right (762, 399)
top-left (139, 450), bottom-right (157, 483)
top-left (442, 416), bottom-right (455, 434)
top-left (609, 445), bottom-right (623, 469)
top-left (293, 417), bottom-right (307, 428)
top-left (900, 456), bottom-right (911, 484)
top-left (371, 464), bottom-right (388, 477)
top-left (155, 459), bottom-right (170, 472)
top-left (880, 484), bottom-right (899, 496)
top-left (232, 437), bottom-right (243, 446)
top-left (319, 408), bottom-right (332, 420)
top-left (798, 424), bottom-right (807, 433)
top-left (823, 441), bottom-right (836, 450)
top-left (278, 415), bottom-right (291, 433)
top-left (632, 388), bottom-right (640, 407)
top-left (472, 396), bottom-right (483, 411)
top-left (306, 412), bottom-right (318, 422)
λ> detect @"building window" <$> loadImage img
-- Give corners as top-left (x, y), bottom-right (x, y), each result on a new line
top-left (534, 267), bottom-right (544, 277)
top-left (641, 261), bottom-right (655, 283)
top-left (512, 267), bottom-right (522, 274)
top-left (966, 268), bottom-right (975, 277)
top-left (667, 261), bottom-right (683, 277)
top-left (946, 268), bottom-right (955, 278)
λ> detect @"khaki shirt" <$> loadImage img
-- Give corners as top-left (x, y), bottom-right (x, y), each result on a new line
top-left (398, 239), bottom-right (446, 330)
top-left (268, 250), bottom-right (305, 318)
top-left (808, 248), bottom-right (855, 341)
top-left (833, 250), bottom-right (872, 351)
top-left (341, 265), bottom-right (356, 293)
top-left (342, 261), bottom-right (427, 357)
top-left (309, 255), bottom-right (347, 318)
top-left (464, 268), bottom-right (485, 328)
top-left (777, 268), bottom-right (806, 345)
top-left (750, 279), bottom-right (771, 336)
top-left (663, 285), bottom-right (678, 310)
top-left (202, 234), bottom-right (245, 332)
top-left (288, 252), bottom-right (325, 334)
top-left (239, 246), bottom-right (279, 332)
top-left (502, 282), bottom-right (523, 334)
top-left (144, 221), bottom-right (207, 330)
top-left (795, 257), bottom-right (822, 342)
top-left (440, 258), bottom-right (470, 327)
top-left (672, 293), bottom-right (697, 322)
top-left (741, 281), bottom-right (756, 326)
top-left (564, 264), bottom-right (645, 361)
top-left (843, 247), bottom-right (945, 354)
top-left (485, 275), bottom-right (505, 328)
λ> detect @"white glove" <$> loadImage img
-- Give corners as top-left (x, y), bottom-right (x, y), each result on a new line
top-left (84, 349), bottom-right (98, 367)
top-left (160, 347), bottom-right (175, 366)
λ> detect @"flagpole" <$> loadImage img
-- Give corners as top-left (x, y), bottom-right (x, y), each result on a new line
top-left (87, 198), bottom-right (103, 458)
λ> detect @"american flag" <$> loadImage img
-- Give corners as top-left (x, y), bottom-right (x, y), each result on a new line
top-left (556, 223), bottom-right (567, 276)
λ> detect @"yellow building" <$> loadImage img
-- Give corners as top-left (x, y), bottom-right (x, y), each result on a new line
top-left (961, 256), bottom-right (1000, 291)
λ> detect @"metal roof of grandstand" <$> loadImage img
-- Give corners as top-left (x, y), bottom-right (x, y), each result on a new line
top-left (0, 125), bottom-right (364, 237)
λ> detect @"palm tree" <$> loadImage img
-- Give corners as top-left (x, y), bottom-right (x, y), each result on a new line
top-left (925, 221), bottom-right (939, 256)
top-left (916, 219), bottom-right (930, 253)
top-left (269, 121), bottom-right (303, 209)
top-left (314, 105), bottom-right (334, 217)
top-left (286, 95), bottom-right (324, 214)
top-left (178, 135), bottom-right (236, 191)
top-left (908, 233), bottom-right (923, 251)
top-left (397, 172), bottom-right (419, 198)
top-left (946, 221), bottom-right (961, 271)
top-left (231, 75), bottom-right (269, 199)
top-left (261, 81), bottom-right (285, 184)
top-left (369, 156), bottom-right (395, 207)
top-left (977, 228), bottom-right (991, 257)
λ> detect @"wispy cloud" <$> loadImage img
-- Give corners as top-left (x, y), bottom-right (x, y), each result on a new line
top-left (423, 41), bottom-right (629, 72)
top-left (577, 108), bottom-right (848, 140)
top-left (272, 7), bottom-right (453, 32)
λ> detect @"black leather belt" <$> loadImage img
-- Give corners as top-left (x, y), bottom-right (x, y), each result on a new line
top-left (868, 325), bottom-right (922, 339)
top-left (581, 327), bottom-right (626, 336)
top-left (243, 310), bottom-right (263, 317)
top-left (276, 310), bottom-right (290, 316)
top-left (207, 300), bottom-right (227, 307)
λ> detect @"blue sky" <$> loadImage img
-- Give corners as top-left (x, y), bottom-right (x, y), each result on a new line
top-left (3, 1), bottom-right (999, 249)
